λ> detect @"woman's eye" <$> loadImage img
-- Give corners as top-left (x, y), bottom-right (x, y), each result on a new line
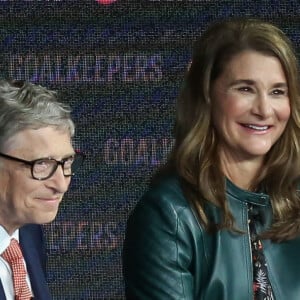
top-left (272, 89), bottom-right (286, 96)
top-left (237, 86), bottom-right (252, 92)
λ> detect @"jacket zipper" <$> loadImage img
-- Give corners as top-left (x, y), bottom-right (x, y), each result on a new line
top-left (246, 204), bottom-right (254, 299)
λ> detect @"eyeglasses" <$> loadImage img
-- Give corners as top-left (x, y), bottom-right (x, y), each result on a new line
top-left (0, 151), bottom-right (85, 180)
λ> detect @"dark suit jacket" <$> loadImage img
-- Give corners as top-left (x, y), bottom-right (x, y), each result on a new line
top-left (0, 224), bottom-right (51, 300)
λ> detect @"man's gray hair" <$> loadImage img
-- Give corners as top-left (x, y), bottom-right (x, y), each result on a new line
top-left (0, 79), bottom-right (75, 151)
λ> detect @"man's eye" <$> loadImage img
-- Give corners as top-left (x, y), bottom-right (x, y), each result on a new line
top-left (34, 160), bottom-right (52, 170)
top-left (64, 157), bottom-right (74, 167)
top-left (35, 160), bottom-right (49, 166)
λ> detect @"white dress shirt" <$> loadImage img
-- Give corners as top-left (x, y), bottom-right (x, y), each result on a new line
top-left (0, 226), bottom-right (33, 300)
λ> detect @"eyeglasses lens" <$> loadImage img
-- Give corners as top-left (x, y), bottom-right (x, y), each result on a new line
top-left (32, 153), bottom-right (84, 180)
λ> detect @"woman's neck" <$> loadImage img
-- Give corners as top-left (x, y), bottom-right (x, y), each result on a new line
top-left (219, 151), bottom-right (264, 190)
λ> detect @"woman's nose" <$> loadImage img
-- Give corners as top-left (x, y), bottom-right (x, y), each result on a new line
top-left (251, 93), bottom-right (273, 118)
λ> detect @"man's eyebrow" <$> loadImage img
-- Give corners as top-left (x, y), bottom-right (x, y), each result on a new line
top-left (35, 153), bottom-right (76, 160)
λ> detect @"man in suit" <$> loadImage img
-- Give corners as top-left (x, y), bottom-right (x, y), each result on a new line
top-left (0, 80), bottom-right (84, 299)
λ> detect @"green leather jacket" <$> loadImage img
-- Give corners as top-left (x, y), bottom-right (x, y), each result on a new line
top-left (123, 175), bottom-right (300, 299)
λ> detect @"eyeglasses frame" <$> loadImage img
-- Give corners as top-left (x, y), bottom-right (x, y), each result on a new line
top-left (0, 151), bottom-right (85, 180)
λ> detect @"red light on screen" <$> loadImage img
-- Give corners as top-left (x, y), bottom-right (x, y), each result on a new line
top-left (96, 0), bottom-right (117, 4)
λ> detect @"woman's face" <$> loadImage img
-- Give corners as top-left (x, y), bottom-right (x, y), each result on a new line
top-left (211, 50), bottom-right (290, 162)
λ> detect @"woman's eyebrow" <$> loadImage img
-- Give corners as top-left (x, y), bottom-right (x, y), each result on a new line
top-left (229, 79), bottom-right (255, 86)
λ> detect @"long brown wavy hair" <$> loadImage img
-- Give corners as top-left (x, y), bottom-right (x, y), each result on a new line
top-left (161, 18), bottom-right (300, 242)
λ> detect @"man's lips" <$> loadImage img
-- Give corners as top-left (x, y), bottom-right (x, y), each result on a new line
top-left (36, 197), bottom-right (61, 202)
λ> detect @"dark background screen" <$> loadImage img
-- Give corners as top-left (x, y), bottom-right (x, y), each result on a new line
top-left (0, 1), bottom-right (299, 299)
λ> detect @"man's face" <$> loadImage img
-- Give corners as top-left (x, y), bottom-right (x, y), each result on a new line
top-left (0, 126), bottom-right (74, 234)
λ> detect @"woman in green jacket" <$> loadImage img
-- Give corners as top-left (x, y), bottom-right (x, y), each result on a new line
top-left (123, 18), bottom-right (300, 300)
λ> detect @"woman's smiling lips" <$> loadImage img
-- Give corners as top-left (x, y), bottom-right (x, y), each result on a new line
top-left (240, 123), bottom-right (272, 132)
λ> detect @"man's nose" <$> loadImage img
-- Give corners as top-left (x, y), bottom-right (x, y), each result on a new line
top-left (46, 165), bottom-right (71, 193)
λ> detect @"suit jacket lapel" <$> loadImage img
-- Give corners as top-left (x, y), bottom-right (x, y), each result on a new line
top-left (0, 282), bottom-right (5, 299)
top-left (19, 226), bottom-right (51, 300)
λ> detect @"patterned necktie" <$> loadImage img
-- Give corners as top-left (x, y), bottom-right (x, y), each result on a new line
top-left (1, 238), bottom-right (33, 300)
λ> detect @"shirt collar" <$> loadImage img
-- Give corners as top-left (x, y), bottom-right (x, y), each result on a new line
top-left (0, 225), bottom-right (19, 255)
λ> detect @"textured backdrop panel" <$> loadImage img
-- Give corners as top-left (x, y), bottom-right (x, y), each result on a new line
top-left (0, 1), bottom-right (299, 299)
